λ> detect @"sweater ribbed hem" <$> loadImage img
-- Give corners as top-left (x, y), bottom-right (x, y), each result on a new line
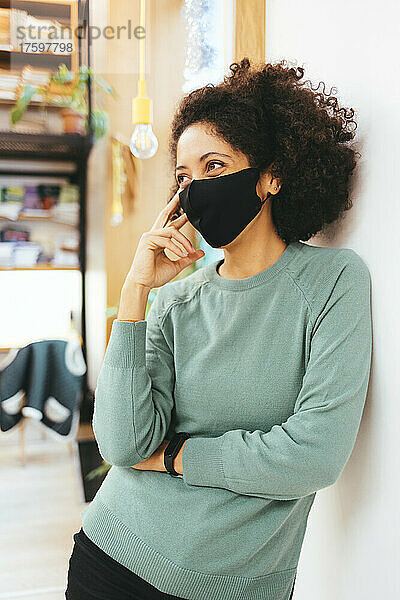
top-left (81, 496), bottom-right (297, 600)
top-left (103, 319), bottom-right (147, 368)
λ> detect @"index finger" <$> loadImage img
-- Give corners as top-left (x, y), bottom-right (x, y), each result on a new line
top-left (151, 189), bottom-right (182, 231)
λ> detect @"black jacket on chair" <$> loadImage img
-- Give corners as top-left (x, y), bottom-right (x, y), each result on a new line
top-left (0, 338), bottom-right (86, 438)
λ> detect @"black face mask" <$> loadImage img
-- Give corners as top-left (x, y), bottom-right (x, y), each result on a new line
top-left (178, 166), bottom-right (266, 248)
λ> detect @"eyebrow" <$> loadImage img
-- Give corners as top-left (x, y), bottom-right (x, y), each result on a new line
top-left (175, 152), bottom-right (232, 171)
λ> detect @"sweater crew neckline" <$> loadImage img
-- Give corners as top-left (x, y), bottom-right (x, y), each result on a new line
top-left (203, 241), bottom-right (303, 290)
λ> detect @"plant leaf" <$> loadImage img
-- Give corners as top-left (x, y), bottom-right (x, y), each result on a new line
top-left (10, 85), bottom-right (38, 124)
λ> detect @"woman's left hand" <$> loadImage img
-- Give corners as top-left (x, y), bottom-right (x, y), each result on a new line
top-left (131, 439), bottom-right (186, 475)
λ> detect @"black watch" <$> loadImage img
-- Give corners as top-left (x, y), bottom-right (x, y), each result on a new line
top-left (164, 432), bottom-right (190, 477)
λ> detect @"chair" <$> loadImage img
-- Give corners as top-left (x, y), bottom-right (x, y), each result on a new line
top-left (0, 336), bottom-right (86, 464)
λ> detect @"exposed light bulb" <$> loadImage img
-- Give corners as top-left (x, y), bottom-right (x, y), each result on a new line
top-left (129, 123), bottom-right (158, 159)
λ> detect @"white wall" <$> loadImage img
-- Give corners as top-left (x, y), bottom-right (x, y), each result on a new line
top-left (266, 1), bottom-right (399, 598)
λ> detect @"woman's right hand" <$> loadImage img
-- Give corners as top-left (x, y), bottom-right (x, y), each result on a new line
top-left (124, 190), bottom-right (205, 291)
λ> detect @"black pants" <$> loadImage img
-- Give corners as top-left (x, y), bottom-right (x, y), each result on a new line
top-left (65, 527), bottom-right (296, 600)
top-left (65, 528), bottom-right (185, 600)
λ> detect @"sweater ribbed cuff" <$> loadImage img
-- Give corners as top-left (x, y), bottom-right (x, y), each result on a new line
top-left (182, 435), bottom-right (226, 488)
top-left (103, 319), bottom-right (147, 368)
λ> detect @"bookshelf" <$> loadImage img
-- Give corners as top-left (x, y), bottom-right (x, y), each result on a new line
top-left (0, 0), bottom-right (82, 112)
top-left (0, 0), bottom-right (79, 74)
top-left (0, 1), bottom-right (94, 419)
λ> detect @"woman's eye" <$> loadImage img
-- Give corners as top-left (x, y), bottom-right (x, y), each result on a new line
top-left (207, 161), bottom-right (224, 173)
top-left (177, 161), bottom-right (225, 184)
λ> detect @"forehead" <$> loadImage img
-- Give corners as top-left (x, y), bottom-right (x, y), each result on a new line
top-left (176, 124), bottom-right (232, 163)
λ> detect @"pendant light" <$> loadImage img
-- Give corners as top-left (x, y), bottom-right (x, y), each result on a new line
top-left (130, 0), bottom-right (158, 159)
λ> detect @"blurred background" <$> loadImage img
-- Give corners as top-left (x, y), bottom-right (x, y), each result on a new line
top-left (0, 1), bottom-right (398, 599)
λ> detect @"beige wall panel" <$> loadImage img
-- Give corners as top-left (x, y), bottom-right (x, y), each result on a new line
top-left (234, 0), bottom-right (265, 65)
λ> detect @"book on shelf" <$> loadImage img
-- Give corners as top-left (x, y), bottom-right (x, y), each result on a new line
top-left (0, 7), bottom-right (72, 53)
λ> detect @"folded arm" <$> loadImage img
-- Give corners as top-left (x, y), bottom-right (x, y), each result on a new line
top-left (182, 255), bottom-right (373, 500)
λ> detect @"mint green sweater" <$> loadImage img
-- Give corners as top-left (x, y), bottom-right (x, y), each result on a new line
top-left (81, 240), bottom-right (372, 600)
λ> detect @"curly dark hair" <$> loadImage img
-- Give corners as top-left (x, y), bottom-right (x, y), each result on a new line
top-left (167, 57), bottom-right (360, 244)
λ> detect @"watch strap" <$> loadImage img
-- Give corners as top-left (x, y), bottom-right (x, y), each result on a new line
top-left (164, 432), bottom-right (190, 477)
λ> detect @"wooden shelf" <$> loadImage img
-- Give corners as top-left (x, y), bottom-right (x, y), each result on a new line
top-left (0, 50), bottom-right (73, 70)
top-left (1, 0), bottom-right (78, 8)
top-left (0, 95), bottom-right (68, 107)
top-left (0, 48), bottom-right (73, 57)
top-left (0, 211), bottom-right (78, 226)
top-left (0, 263), bottom-right (80, 270)
top-left (17, 212), bottom-right (53, 219)
top-left (0, 52), bottom-right (73, 73)
top-left (9, 0), bottom-right (78, 11)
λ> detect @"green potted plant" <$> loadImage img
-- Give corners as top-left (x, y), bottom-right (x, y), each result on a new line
top-left (10, 63), bottom-right (117, 141)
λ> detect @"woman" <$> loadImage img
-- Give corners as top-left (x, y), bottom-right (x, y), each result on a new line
top-left (66, 58), bottom-right (372, 600)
